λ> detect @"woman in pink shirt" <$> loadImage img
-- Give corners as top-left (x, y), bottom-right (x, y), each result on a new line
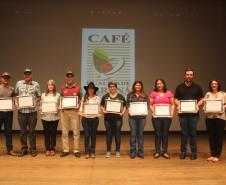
top-left (149, 79), bottom-right (174, 159)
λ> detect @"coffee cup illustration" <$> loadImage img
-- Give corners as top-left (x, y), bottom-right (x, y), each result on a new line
top-left (93, 47), bottom-right (124, 75)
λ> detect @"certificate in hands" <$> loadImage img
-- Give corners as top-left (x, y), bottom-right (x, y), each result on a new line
top-left (105, 100), bottom-right (123, 114)
top-left (83, 103), bottom-right (99, 116)
top-left (0, 98), bottom-right (13, 111)
top-left (41, 101), bottom-right (58, 114)
top-left (17, 96), bottom-right (34, 109)
top-left (154, 104), bottom-right (171, 117)
top-left (60, 96), bottom-right (78, 109)
top-left (179, 100), bottom-right (197, 113)
top-left (129, 102), bottom-right (148, 116)
top-left (204, 100), bottom-right (223, 113)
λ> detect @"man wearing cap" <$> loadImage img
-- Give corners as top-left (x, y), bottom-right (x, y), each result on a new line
top-left (15, 68), bottom-right (41, 157)
top-left (60, 71), bottom-right (83, 157)
top-left (0, 72), bottom-right (17, 156)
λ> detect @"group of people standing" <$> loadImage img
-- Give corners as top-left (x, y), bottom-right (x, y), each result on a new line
top-left (0, 67), bottom-right (225, 163)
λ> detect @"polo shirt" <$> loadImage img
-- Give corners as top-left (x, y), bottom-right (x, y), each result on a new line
top-left (174, 82), bottom-right (204, 116)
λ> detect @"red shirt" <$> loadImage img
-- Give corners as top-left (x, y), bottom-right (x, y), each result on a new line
top-left (61, 83), bottom-right (82, 98)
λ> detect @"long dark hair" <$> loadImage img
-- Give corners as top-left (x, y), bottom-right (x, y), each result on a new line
top-left (208, 80), bottom-right (221, 92)
top-left (83, 86), bottom-right (97, 103)
top-left (153, 79), bottom-right (168, 93)
top-left (128, 80), bottom-right (146, 100)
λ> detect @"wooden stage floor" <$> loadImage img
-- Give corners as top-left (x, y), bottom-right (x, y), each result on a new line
top-left (0, 132), bottom-right (226, 185)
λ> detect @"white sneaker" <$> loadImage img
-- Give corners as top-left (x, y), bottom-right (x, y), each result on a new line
top-left (116, 151), bottom-right (121, 158)
top-left (105, 151), bottom-right (111, 158)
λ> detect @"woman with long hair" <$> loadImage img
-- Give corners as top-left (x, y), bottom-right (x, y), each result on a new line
top-left (79, 82), bottom-right (100, 159)
top-left (40, 79), bottom-right (60, 156)
top-left (127, 80), bottom-right (149, 159)
top-left (204, 80), bottom-right (226, 162)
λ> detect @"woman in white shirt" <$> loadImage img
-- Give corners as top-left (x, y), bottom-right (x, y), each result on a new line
top-left (204, 80), bottom-right (226, 162)
top-left (40, 79), bottom-right (60, 156)
top-left (79, 82), bottom-right (100, 159)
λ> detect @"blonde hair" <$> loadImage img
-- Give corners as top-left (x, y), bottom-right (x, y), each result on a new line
top-left (45, 79), bottom-right (57, 96)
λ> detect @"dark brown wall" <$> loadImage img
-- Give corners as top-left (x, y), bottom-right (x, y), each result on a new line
top-left (1, 0), bottom-right (225, 130)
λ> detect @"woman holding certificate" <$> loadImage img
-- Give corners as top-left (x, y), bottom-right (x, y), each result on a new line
top-left (101, 81), bottom-right (126, 158)
top-left (40, 79), bottom-right (60, 156)
top-left (204, 80), bottom-right (226, 162)
top-left (127, 80), bottom-right (149, 159)
top-left (79, 82), bottom-right (100, 159)
top-left (149, 79), bottom-right (174, 159)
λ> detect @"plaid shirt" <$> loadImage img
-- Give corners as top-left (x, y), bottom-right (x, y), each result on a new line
top-left (15, 80), bottom-right (41, 113)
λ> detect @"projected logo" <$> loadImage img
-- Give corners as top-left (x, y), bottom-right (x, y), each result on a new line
top-left (93, 47), bottom-right (124, 78)
top-left (81, 29), bottom-right (135, 97)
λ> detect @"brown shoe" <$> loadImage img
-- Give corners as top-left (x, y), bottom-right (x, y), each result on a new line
top-left (7, 150), bottom-right (17, 156)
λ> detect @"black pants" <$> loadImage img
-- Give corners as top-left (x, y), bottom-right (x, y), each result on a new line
top-left (42, 120), bottom-right (59, 151)
top-left (152, 117), bottom-right (171, 153)
top-left (205, 118), bottom-right (225, 158)
top-left (18, 112), bottom-right (37, 151)
top-left (82, 117), bottom-right (99, 154)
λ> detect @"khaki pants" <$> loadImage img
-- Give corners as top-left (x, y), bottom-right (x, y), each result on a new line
top-left (60, 110), bottom-right (80, 153)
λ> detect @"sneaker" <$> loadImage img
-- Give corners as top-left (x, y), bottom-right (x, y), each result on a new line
top-left (163, 153), bottom-right (170, 159)
top-left (7, 150), bottom-right (17, 156)
top-left (85, 154), bottom-right (90, 159)
top-left (60, 152), bottom-right (69, 157)
top-left (91, 153), bottom-right (95, 159)
top-left (153, 153), bottom-right (160, 159)
top-left (105, 151), bottom-right (111, 158)
top-left (18, 150), bottom-right (28, 157)
top-left (73, 152), bottom-right (81, 158)
top-left (116, 151), bottom-right (121, 158)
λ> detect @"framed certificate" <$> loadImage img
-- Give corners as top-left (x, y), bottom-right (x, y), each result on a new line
top-left (179, 100), bottom-right (197, 113)
top-left (17, 96), bottom-right (34, 109)
top-left (154, 104), bottom-right (171, 117)
top-left (129, 102), bottom-right (148, 116)
top-left (60, 96), bottom-right (78, 109)
top-left (204, 100), bottom-right (223, 113)
top-left (83, 103), bottom-right (99, 115)
top-left (105, 99), bottom-right (123, 114)
top-left (40, 101), bottom-right (58, 114)
top-left (0, 98), bottom-right (13, 111)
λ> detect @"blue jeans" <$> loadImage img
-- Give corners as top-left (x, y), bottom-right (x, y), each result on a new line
top-left (82, 117), bottom-right (99, 154)
top-left (152, 117), bottom-right (171, 154)
top-left (129, 117), bottom-right (146, 157)
top-left (179, 115), bottom-right (199, 155)
top-left (104, 118), bottom-right (122, 152)
top-left (0, 111), bottom-right (14, 152)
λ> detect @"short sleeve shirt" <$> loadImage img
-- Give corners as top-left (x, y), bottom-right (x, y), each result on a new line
top-left (149, 90), bottom-right (173, 104)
